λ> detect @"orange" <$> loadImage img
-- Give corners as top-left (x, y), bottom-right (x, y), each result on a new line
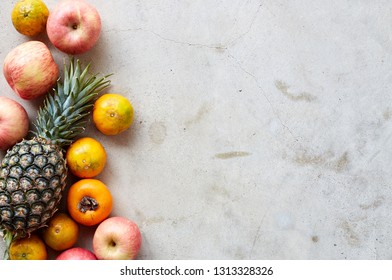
top-left (9, 234), bottom-right (47, 260)
top-left (66, 137), bottom-right (107, 178)
top-left (67, 179), bottom-right (113, 226)
top-left (93, 93), bottom-right (134, 135)
top-left (11, 0), bottom-right (49, 37)
top-left (42, 213), bottom-right (79, 251)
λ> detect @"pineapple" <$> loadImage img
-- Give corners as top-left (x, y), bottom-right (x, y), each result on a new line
top-left (0, 59), bottom-right (110, 254)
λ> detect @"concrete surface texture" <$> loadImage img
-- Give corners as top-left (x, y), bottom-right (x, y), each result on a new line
top-left (1, 0), bottom-right (392, 259)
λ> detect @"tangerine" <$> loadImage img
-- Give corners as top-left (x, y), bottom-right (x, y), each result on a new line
top-left (9, 234), bottom-right (47, 260)
top-left (93, 93), bottom-right (134, 135)
top-left (42, 213), bottom-right (79, 251)
top-left (66, 137), bottom-right (107, 178)
top-left (11, 0), bottom-right (49, 37)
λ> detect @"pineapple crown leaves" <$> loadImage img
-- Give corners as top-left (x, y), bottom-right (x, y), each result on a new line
top-left (33, 59), bottom-right (111, 147)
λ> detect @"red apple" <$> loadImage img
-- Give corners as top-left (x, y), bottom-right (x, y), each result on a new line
top-left (56, 247), bottom-right (97, 260)
top-left (46, 0), bottom-right (102, 55)
top-left (0, 96), bottom-right (29, 150)
top-left (93, 217), bottom-right (142, 260)
top-left (3, 41), bottom-right (59, 100)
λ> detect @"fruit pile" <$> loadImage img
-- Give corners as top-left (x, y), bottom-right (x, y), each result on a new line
top-left (0, 0), bottom-right (141, 260)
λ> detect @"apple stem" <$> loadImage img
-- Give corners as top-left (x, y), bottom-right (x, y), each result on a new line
top-left (78, 196), bottom-right (99, 213)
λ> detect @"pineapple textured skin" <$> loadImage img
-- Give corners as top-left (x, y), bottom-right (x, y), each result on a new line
top-left (0, 138), bottom-right (67, 238)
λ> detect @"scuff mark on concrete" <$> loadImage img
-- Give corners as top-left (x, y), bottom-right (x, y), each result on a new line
top-left (214, 151), bottom-right (251, 159)
top-left (275, 80), bottom-right (317, 102)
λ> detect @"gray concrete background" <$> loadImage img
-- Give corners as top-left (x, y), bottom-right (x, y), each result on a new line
top-left (1, 0), bottom-right (392, 259)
